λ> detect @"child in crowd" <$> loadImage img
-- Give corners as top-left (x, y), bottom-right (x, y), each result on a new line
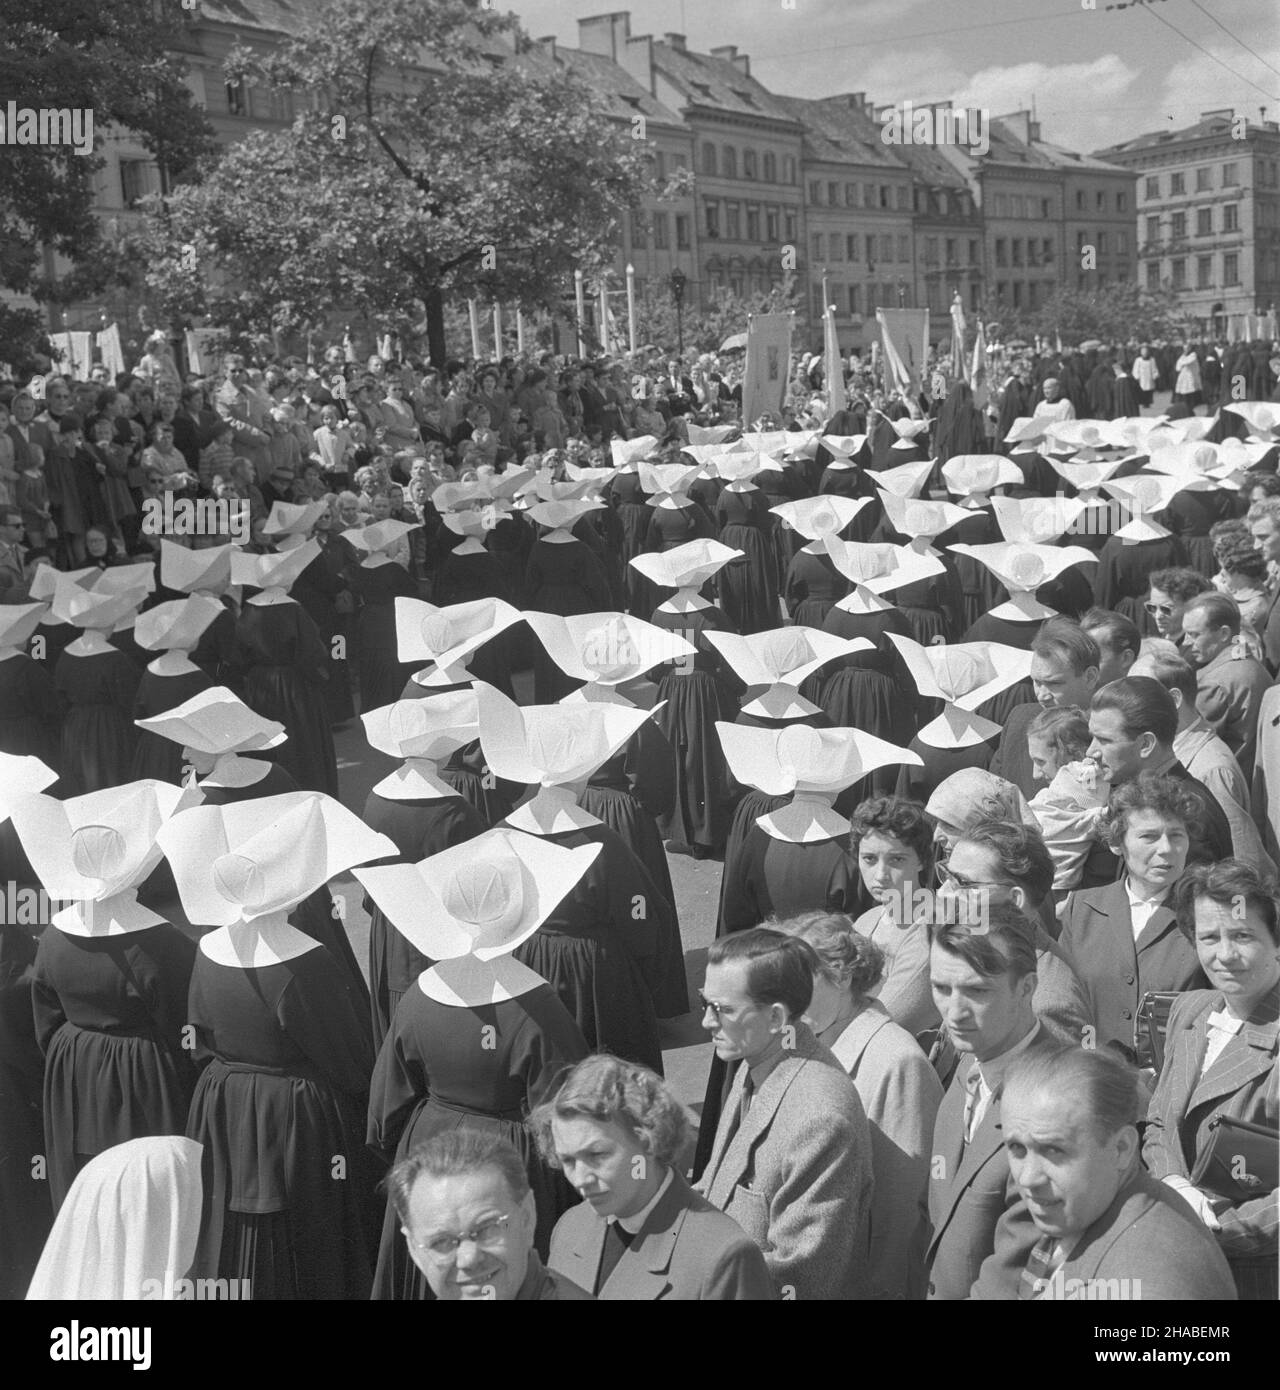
top-left (1025, 705), bottom-right (1111, 899)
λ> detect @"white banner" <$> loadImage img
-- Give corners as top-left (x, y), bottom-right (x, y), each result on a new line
top-left (877, 308), bottom-right (929, 396)
top-left (742, 311), bottom-right (794, 427)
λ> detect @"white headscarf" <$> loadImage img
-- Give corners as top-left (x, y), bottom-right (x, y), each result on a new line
top-left (27, 1137), bottom-right (203, 1300)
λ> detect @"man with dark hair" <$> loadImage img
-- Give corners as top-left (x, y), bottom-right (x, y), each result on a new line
top-left (989, 619), bottom-right (1101, 799)
top-left (1145, 566), bottom-right (1212, 644)
top-left (390, 1129), bottom-right (591, 1301)
top-left (0, 506), bottom-right (27, 603)
top-left (1180, 592), bottom-right (1271, 780)
top-left (696, 927), bottom-right (873, 1300)
top-left (935, 818), bottom-right (1093, 1046)
top-left (1132, 648), bottom-right (1276, 872)
top-left (1081, 606), bottom-right (1140, 686)
top-left (1083, 676), bottom-right (1234, 885)
top-left (1247, 497), bottom-right (1280, 673)
top-left (925, 902), bottom-right (1056, 1299)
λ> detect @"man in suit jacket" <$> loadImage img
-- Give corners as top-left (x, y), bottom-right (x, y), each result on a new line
top-left (987, 619), bottom-right (1101, 800)
top-left (974, 1046), bottom-right (1236, 1299)
top-left (1079, 676), bottom-right (1234, 887)
top-left (926, 904), bottom-right (1055, 1299)
top-left (1246, 498), bottom-right (1280, 675)
top-left (695, 928), bottom-right (873, 1301)
top-left (935, 819), bottom-right (1094, 1048)
top-left (1181, 593), bottom-right (1273, 781)
top-left (1252, 684), bottom-right (1280, 864)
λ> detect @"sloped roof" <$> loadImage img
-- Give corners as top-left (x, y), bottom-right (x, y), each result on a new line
top-left (1095, 112), bottom-right (1275, 158)
top-left (555, 45), bottom-right (685, 127)
top-left (650, 40), bottom-right (801, 126)
top-left (774, 95), bottom-right (901, 169)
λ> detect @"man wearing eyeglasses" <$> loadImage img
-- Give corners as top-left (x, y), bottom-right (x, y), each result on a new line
top-left (1143, 566), bottom-right (1210, 643)
top-left (390, 1129), bottom-right (591, 1301)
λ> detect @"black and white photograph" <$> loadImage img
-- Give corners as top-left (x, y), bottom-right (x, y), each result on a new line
top-left (1, 0), bottom-right (1277, 1354)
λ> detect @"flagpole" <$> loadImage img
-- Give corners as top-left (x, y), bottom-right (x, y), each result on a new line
top-left (626, 263), bottom-right (637, 356)
top-left (468, 300), bottom-right (481, 360)
top-left (598, 281), bottom-right (610, 355)
top-left (492, 302), bottom-right (502, 358)
top-left (574, 270), bottom-right (586, 358)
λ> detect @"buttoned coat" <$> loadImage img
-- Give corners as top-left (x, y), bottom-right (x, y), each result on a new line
top-left (1142, 985), bottom-right (1279, 1300)
top-left (697, 1025), bottom-right (873, 1301)
top-left (549, 1171), bottom-right (775, 1301)
top-left (1059, 880), bottom-right (1208, 1058)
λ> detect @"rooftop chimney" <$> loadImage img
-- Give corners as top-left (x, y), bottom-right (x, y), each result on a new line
top-left (710, 44), bottom-right (737, 61)
top-left (578, 11), bottom-right (631, 60)
top-left (664, 32), bottom-right (686, 52)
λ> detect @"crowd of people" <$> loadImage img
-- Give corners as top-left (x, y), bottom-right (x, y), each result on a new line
top-left (0, 324), bottom-right (1277, 1304)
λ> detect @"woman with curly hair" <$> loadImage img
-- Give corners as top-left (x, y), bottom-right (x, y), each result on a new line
top-left (1058, 771), bottom-right (1208, 1065)
top-left (532, 1053), bottom-right (773, 1300)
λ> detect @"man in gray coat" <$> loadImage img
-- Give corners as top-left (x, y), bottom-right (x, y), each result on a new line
top-left (695, 928), bottom-right (873, 1301)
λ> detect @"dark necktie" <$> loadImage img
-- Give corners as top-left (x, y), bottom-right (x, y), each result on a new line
top-left (1018, 1235), bottom-right (1063, 1300)
top-left (596, 1219), bottom-right (635, 1291)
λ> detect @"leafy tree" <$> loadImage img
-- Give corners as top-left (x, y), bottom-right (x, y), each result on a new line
top-left (978, 282), bottom-right (1195, 346)
top-left (136, 0), bottom-right (657, 368)
top-left (634, 275), bottom-right (802, 357)
top-left (0, 0), bottom-right (215, 365)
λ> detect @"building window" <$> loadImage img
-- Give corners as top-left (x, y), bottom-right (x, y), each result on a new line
top-left (705, 200), bottom-right (720, 237)
top-left (725, 202), bottom-right (740, 238)
top-left (865, 234), bottom-right (876, 267)
top-left (1196, 208), bottom-right (1212, 236)
top-left (925, 237), bottom-right (939, 266)
top-left (1117, 231), bottom-right (1127, 254)
top-left (1197, 255), bottom-right (1212, 288)
top-left (1224, 251), bottom-right (1239, 284)
top-left (1029, 240), bottom-right (1041, 267)
top-left (225, 78), bottom-right (246, 116)
top-left (1171, 258), bottom-right (1186, 289)
top-left (1012, 281), bottom-right (1022, 308)
top-left (630, 211), bottom-right (647, 248)
top-left (652, 212), bottom-right (669, 249)
top-left (813, 282), bottom-right (825, 317)
top-left (995, 237), bottom-right (1008, 268)
top-left (1076, 190), bottom-right (1086, 210)
top-left (880, 234), bottom-right (893, 262)
top-left (702, 143), bottom-right (717, 176)
top-left (848, 284), bottom-right (859, 315)
top-left (879, 185), bottom-right (890, 208)
top-left (1096, 190), bottom-right (1105, 210)
top-left (722, 146), bottom-right (737, 178)
top-left (1076, 229), bottom-right (1087, 254)
top-left (1098, 231), bottom-right (1108, 254)
top-left (763, 151), bottom-right (776, 182)
top-left (675, 214), bottom-right (690, 249)
top-left (840, 183), bottom-right (853, 207)
top-left (1223, 203), bottom-right (1239, 232)
top-left (900, 236), bottom-right (911, 264)
top-left (746, 205), bottom-right (760, 240)
top-left (812, 232), bottom-right (825, 261)
top-left (766, 206), bottom-right (779, 240)
top-left (845, 233), bottom-right (857, 260)
top-left (783, 155), bottom-right (797, 184)
top-left (743, 149), bottom-right (757, 179)
top-left (1145, 261), bottom-right (1160, 289)
top-left (1145, 214), bottom-right (1160, 244)
top-left (1171, 211), bottom-right (1186, 240)
top-left (829, 235), bottom-right (843, 262)
top-left (969, 239), bottom-right (978, 266)
top-left (1011, 238), bottom-right (1024, 267)
top-left (119, 158), bottom-right (158, 209)
top-left (1042, 239), bottom-right (1053, 263)
top-left (828, 181), bottom-right (839, 205)
top-left (1170, 172), bottom-right (1185, 194)
top-left (1222, 161), bottom-right (1238, 185)
top-left (1145, 176), bottom-right (1159, 199)
top-left (1117, 192), bottom-right (1127, 212)
top-left (784, 210), bottom-right (797, 241)
top-left (1196, 167), bottom-right (1211, 191)
top-left (808, 180), bottom-right (821, 205)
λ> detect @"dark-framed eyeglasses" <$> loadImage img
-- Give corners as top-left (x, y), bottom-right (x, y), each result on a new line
top-left (403, 1212), bottom-right (514, 1262)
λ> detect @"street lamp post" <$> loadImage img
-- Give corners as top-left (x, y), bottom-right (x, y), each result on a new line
top-left (669, 268), bottom-right (687, 357)
top-left (897, 278), bottom-right (907, 307)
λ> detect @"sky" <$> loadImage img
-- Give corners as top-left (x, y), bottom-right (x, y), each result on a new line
top-left (507, 0), bottom-right (1280, 153)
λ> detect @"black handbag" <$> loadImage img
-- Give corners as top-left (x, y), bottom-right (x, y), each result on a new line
top-left (1134, 990), bottom-right (1181, 1072)
top-left (1192, 1115), bottom-right (1279, 1203)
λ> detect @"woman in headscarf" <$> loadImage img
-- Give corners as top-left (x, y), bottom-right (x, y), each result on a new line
top-left (159, 791), bottom-right (390, 1300)
top-left (15, 782), bottom-right (199, 1214)
top-left (359, 827), bottom-right (592, 1299)
top-left (26, 1137), bottom-right (204, 1300)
